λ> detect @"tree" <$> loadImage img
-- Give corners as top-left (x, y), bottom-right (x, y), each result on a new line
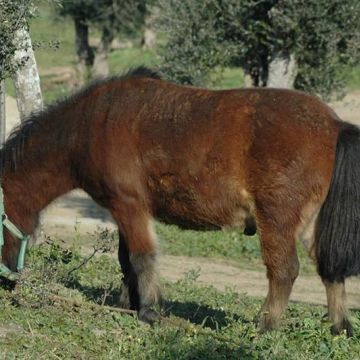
top-left (0, 0), bottom-right (37, 143)
top-left (0, 82), bottom-right (5, 146)
top-left (0, 0), bottom-right (43, 242)
top-left (157, 0), bottom-right (360, 99)
top-left (55, 0), bottom-right (96, 81)
top-left (12, 25), bottom-right (43, 121)
top-left (0, 0), bottom-right (33, 81)
top-left (56, 0), bottom-right (148, 79)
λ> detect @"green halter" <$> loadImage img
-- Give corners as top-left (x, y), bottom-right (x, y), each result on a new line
top-left (0, 185), bottom-right (30, 281)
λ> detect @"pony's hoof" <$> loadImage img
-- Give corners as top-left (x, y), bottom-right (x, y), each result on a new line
top-left (138, 308), bottom-right (161, 325)
top-left (256, 313), bottom-right (280, 333)
top-left (331, 319), bottom-right (353, 337)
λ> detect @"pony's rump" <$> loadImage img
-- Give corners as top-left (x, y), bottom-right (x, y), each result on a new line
top-left (316, 123), bottom-right (360, 282)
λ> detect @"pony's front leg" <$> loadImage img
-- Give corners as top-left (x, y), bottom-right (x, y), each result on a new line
top-left (111, 202), bottom-right (161, 324)
top-left (257, 228), bottom-right (299, 331)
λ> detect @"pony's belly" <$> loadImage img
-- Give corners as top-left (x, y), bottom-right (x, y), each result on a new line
top-left (152, 192), bottom-right (221, 230)
top-left (155, 211), bottom-right (222, 231)
top-left (153, 189), bottom-right (256, 234)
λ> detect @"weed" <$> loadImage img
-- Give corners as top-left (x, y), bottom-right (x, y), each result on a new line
top-left (0, 239), bottom-right (359, 359)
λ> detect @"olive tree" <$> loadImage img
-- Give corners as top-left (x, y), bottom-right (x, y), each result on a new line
top-left (157, 0), bottom-right (360, 99)
top-left (56, 0), bottom-right (148, 79)
top-left (0, 0), bottom-right (43, 143)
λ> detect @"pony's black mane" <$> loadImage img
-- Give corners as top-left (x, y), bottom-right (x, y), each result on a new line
top-left (0, 66), bottom-right (161, 173)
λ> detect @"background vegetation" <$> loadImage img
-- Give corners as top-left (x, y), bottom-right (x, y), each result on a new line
top-left (157, 0), bottom-right (360, 99)
top-left (6, 1), bottom-right (360, 103)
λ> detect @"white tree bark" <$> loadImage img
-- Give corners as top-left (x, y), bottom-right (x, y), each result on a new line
top-left (267, 53), bottom-right (297, 89)
top-left (142, 28), bottom-right (156, 49)
top-left (142, 11), bottom-right (157, 50)
top-left (93, 29), bottom-right (113, 78)
top-left (0, 81), bottom-right (6, 146)
top-left (12, 26), bottom-right (43, 120)
top-left (243, 73), bottom-right (253, 88)
top-left (12, 25), bottom-right (43, 244)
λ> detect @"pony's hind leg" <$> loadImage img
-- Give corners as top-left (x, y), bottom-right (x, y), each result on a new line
top-left (323, 280), bottom-right (353, 336)
top-left (111, 201), bottom-right (161, 324)
top-left (256, 223), bottom-right (299, 331)
top-left (298, 207), bottom-right (353, 336)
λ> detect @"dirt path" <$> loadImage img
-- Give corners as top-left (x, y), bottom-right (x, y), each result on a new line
top-left (4, 91), bottom-right (360, 310)
top-left (34, 190), bottom-right (360, 310)
top-left (160, 254), bottom-right (360, 309)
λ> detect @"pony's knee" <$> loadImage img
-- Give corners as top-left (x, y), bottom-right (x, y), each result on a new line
top-left (266, 255), bottom-right (299, 285)
top-left (288, 256), bottom-right (300, 283)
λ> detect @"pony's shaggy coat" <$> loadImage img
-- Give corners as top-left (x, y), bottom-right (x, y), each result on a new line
top-left (0, 67), bottom-right (358, 335)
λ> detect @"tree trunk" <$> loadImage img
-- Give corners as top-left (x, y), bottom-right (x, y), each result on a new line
top-left (142, 11), bottom-right (157, 49)
top-left (244, 73), bottom-right (253, 88)
top-left (93, 28), bottom-right (113, 78)
top-left (12, 26), bottom-right (43, 121)
top-left (267, 53), bottom-right (297, 89)
top-left (12, 25), bottom-right (43, 243)
top-left (142, 28), bottom-right (156, 49)
top-left (0, 81), bottom-right (6, 146)
top-left (74, 16), bottom-right (94, 83)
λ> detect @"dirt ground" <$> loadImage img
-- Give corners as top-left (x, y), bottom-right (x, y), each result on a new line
top-left (4, 91), bottom-right (360, 309)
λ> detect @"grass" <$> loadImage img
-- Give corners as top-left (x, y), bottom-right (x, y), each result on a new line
top-left (0, 238), bottom-right (359, 359)
top-left (346, 64), bottom-right (360, 90)
top-left (29, 3), bottom-right (75, 70)
top-left (68, 223), bottom-right (316, 275)
top-left (156, 223), bottom-right (316, 275)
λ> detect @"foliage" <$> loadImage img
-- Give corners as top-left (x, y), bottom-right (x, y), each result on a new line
top-left (18, 1), bottom-right (360, 104)
top-left (0, 238), bottom-right (359, 359)
top-left (273, 0), bottom-right (360, 99)
top-left (0, 0), bottom-right (34, 80)
top-left (157, 0), bottom-right (360, 99)
top-left (56, 0), bottom-right (148, 39)
top-left (156, 0), bottom-right (225, 86)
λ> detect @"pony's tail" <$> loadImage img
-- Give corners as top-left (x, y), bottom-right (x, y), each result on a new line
top-left (316, 123), bottom-right (360, 282)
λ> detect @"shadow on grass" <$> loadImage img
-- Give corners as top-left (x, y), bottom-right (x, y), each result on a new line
top-left (65, 278), bottom-right (251, 331)
top-left (65, 278), bottom-right (121, 307)
top-left (163, 299), bottom-right (247, 330)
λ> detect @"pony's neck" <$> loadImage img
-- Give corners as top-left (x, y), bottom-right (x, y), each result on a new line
top-left (2, 155), bottom-right (75, 236)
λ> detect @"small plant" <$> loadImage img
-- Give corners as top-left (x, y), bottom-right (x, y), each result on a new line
top-left (183, 267), bottom-right (201, 285)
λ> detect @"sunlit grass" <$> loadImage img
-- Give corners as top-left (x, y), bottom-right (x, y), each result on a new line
top-left (0, 239), bottom-right (358, 359)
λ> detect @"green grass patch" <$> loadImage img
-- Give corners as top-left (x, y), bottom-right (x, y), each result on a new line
top-left (64, 223), bottom-right (316, 275)
top-left (30, 2), bottom-right (75, 70)
top-left (156, 222), bottom-right (316, 275)
top-left (211, 67), bottom-right (245, 89)
top-left (0, 239), bottom-right (359, 359)
top-left (109, 47), bottom-right (159, 74)
top-left (346, 64), bottom-right (360, 90)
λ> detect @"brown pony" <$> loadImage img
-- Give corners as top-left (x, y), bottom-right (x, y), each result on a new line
top-left (1, 67), bottom-right (359, 336)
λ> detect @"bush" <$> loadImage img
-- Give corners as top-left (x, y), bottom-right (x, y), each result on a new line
top-left (157, 0), bottom-right (360, 99)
